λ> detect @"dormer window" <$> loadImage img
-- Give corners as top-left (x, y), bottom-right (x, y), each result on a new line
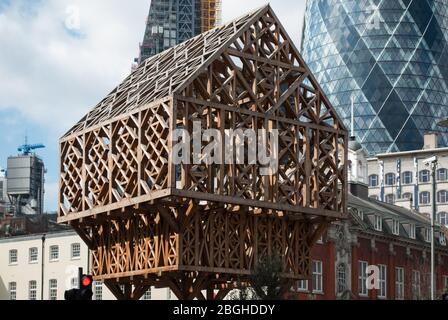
top-left (409, 224), bottom-right (416, 239)
top-left (358, 210), bottom-right (364, 221)
top-left (374, 215), bottom-right (382, 232)
top-left (392, 220), bottom-right (400, 236)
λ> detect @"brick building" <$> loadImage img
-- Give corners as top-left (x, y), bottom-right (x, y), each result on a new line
top-left (292, 138), bottom-right (448, 300)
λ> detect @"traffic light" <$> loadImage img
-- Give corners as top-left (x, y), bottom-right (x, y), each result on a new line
top-left (79, 275), bottom-right (93, 300)
top-left (64, 274), bottom-right (93, 301)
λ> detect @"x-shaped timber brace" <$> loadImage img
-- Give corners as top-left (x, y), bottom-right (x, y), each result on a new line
top-left (59, 5), bottom-right (348, 300)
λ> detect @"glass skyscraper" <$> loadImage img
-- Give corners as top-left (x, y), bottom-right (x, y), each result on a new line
top-left (301, 0), bottom-right (448, 155)
top-left (137, 0), bottom-right (222, 64)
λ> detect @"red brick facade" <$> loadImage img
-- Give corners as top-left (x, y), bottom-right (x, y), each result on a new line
top-left (294, 231), bottom-right (448, 300)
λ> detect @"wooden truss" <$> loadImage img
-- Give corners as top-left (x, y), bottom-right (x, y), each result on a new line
top-left (59, 5), bottom-right (348, 300)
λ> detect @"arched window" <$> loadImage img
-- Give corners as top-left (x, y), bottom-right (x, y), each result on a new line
top-left (438, 190), bottom-right (448, 204)
top-left (419, 170), bottom-right (431, 183)
top-left (402, 171), bottom-right (413, 185)
top-left (369, 175), bottom-right (379, 187)
top-left (336, 264), bottom-right (347, 294)
top-left (385, 194), bottom-right (394, 204)
top-left (402, 193), bottom-right (412, 200)
top-left (385, 173), bottom-right (395, 186)
top-left (419, 191), bottom-right (431, 205)
top-left (439, 212), bottom-right (448, 226)
top-left (437, 168), bottom-right (448, 181)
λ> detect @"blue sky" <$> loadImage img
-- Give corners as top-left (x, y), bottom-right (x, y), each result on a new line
top-left (0, 0), bottom-right (306, 212)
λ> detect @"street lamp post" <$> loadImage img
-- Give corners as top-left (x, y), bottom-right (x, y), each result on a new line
top-left (41, 234), bottom-right (46, 300)
top-left (423, 156), bottom-right (437, 300)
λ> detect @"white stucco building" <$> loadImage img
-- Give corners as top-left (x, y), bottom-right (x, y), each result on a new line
top-left (0, 230), bottom-right (175, 300)
top-left (368, 133), bottom-right (448, 228)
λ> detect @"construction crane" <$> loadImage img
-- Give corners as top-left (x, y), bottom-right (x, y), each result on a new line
top-left (17, 136), bottom-right (45, 156)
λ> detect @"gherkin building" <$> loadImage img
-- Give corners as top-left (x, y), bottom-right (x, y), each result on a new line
top-left (301, 0), bottom-right (448, 155)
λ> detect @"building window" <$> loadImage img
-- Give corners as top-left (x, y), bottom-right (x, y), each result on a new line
top-left (358, 261), bottom-right (368, 296)
top-left (369, 175), bottom-right (379, 187)
top-left (402, 171), bottom-right (413, 185)
top-left (385, 194), bottom-right (394, 204)
top-left (412, 271), bottom-right (421, 300)
top-left (438, 190), bottom-right (448, 204)
top-left (419, 191), bottom-right (430, 205)
top-left (374, 215), bottom-right (382, 232)
top-left (392, 220), bottom-right (400, 236)
top-left (420, 170), bottom-right (430, 183)
top-left (49, 279), bottom-right (58, 300)
top-left (439, 212), bottom-right (448, 226)
top-left (395, 268), bottom-right (404, 300)
top-left (29, 280), bottom-right (37, 300)
top-left (29, 247), bottom-right (38, 263)
top-left (49, 245), bottom-right (59, 261)
top-left (9, 249), bottom-right (18, 265)
top-left (71, 243), bottom-right (81, 259)
top-left (9, 282), bottom-right (17, 300)
top-left (444, 276), bottom-right (448, 291)
top-left (336, 264), bottom-right (346, 294)
top-left (297, 280), bottom-right (308, 292)
top-left (437, 168), bottom-right (447, 181)
top-left (385, 173), bottom-right (395, 186)
top-left (378, 265), bottom-right (387, 299)
top-left (94, 282), bottom-right (103, 301)
top-left (369, 195), bottom-right (378, 201)
top-left (141, 288), bottom-right (152, 301)
top-left (402, 193), bottom-right (412, 200)
top-left (312, 260), bottom-right (323, 293)
top-left (409, 224), bottom-right (416, 239)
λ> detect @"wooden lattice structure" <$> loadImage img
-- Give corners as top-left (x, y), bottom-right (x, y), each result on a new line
top-left (58, 5), bottom-right (348, 300)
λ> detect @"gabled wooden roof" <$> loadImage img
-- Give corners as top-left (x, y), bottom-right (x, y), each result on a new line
top-left (63, 6), bottom-right (269, 137)
top-left (63, 5), bottom-right (346, 138)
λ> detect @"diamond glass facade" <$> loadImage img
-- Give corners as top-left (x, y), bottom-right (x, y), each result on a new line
top-left (301, 0), bottom-right (448, 155)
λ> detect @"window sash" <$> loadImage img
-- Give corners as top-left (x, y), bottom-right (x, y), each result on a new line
top-left (71, 243), bottom-right (81, 258)
top-left (403, 172), bottom-right (413, 184)
top-left (29, 248), bottom-right (38, 263)
top-left (50, 246), bottom-right (59, 260)
top-left (358, 261), bottom-right (368, 296)
top-left (29, 281), bottom-right (37, 300)
top-left (312, 261), bottom-right (323, 293)
top-left (94, 282), bottom-right (103, 301)
top-left (395, 268), bottom-right (404, 300)
top-left (297, 280), bottom-right (308, 291)
top-left (9, 282), bottom-right (17, 300)
top-left (369, 175), bottom-right (378, 187)
top-left (9, 250), bottom-right (18, 264)
top-left (49, 280), bottom-right (58, 300)
top-left (378, 265), bottom-right (387, 298)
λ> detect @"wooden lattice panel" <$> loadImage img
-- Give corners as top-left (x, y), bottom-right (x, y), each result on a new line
top-left (87, 203), bottom-right (314, 282)
top-left (59, 5), bottom-right (348, 300)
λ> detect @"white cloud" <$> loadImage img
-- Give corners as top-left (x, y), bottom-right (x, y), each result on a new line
top-left (0, 1), bottom-right (306, 136)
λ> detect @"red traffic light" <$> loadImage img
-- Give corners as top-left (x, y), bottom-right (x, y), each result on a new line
top-left (81, 275), bottom-right (92, 287)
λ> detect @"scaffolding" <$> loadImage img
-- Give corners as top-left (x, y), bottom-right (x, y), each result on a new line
top-left (201, 0), bottom-right (222, 33)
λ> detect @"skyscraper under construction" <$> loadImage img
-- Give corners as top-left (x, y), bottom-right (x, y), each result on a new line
top-left (137, 0), bottom-right (222, 65)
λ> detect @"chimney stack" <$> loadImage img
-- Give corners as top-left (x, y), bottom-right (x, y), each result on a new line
top-left (423, 132), bottom-right (438, 150)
